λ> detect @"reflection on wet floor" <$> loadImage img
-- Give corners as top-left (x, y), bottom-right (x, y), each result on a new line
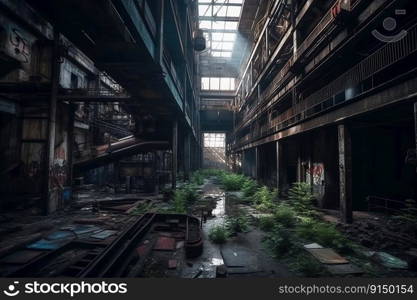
top-left (181, 181), bottom-right (226, 278)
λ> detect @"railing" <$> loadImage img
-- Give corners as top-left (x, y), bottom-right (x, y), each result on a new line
top-left (200, 99), bottom-right (232, 110)
top-left (232, 22), bottom-right (417, 149)
top-left (62, 88), bottom-right (129, 99)
top-left (234, 0), bottom-right (368, 137)
top-left (367, 196), bottom-right (406, 214)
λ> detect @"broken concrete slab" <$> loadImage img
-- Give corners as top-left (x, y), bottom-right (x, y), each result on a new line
top-left (304, 243), bottom-right (324, 249)
top-left (306, 248), bottom-right (349, 264)
top-left (221, 246), bottom-right (259, 272)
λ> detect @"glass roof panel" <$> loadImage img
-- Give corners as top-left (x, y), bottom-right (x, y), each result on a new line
top-left (198, 0), bottom-right (243, 58)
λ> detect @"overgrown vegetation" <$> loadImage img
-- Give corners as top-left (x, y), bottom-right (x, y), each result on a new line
top-left (186, 170), bottom-right (365, 276)
top-left (252, 186), bottom-right (278, 212)
top-left (288, 182), bottom-right (314, 215)
top-left (296, 218), bottom-right (351, 252)
top-left (258, 215), bottom-right (275, 232)
top-left (273, 203), bottom-right (297, 228)
top-left (289, 252), bottom-right (326, 277)
top-left (220, 173), bottom-right (247, 191)
top-left (226, 213), bottom-right (250, 235)
top-left (242, 178), bottom-right (258, 198)
top-left (263, 225), bottom-right (294, 257)
top-left (191, 170), bottom-right (205, 186)
top-left (172, 184), bottom-right (199, 213)
top-left (199, 168), bottom-right (225, 178)
top-left (208, 225), bottom-right (229, 244)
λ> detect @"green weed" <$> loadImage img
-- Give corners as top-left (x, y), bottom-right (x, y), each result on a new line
top-left (288, 182), bottom-right (314, 215)
top-left (273, 203), bottom-right (297, 228)
top-left (220, 173), bottom-right (247, 191)
top-left (258, 215), bottom-right (275, 232)
top-left (208, 225), bottom-right (229, 244)
top-left (226, 213), bottom-right (250, 235)
top-left (252, 186), bottom-right (278, 212)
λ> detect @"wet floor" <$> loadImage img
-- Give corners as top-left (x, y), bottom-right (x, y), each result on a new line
top-left (181, 179), bottom-right (291, 278)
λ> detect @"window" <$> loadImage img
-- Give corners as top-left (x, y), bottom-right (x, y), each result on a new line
top-left (212, 41), bottom-right (234, 51)
top-left (204, 133), bottom-right (226, 148)
top-left (212, 32), bottom-right (236, 42)
top-left (198, 0), bottom-right (243, 58)
top-left (201, 77), bottom-right (236, 91)
top-left (201, 77), bottom-right (210, 90)
top-left (212, 51), bottom-right (232, 58)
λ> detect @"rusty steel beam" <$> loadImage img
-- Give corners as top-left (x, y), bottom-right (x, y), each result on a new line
top-left (172, 119), bottom-right (178, 189)
top-left (43, 30), bottom-right (60, 215)
top-left (338, 124), bottom-right (353, 224)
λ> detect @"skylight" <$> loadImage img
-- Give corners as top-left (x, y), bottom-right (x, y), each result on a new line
top-left (198, 0), bottom-right (243, 58)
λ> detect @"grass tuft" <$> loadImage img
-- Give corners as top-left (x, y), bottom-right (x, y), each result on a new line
top-left (208, 225), bottom-right (229, 244)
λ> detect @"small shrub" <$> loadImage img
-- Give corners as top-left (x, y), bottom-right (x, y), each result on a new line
top-left (258, 215), bottom-right (275, 232)
top-left (220, 173), bottom-right (247, 191)
top-left (253, 186), bottom-right (278, 212)
top-left (292, 253), bottom-right (325, 277)
top-left (182, 184), bottom-right (198, 203)
top-left (296, 219), bottom-right (348, 251)
top-left (242, 178), bottom-right (258, 198)
top-left (191, 171), bottom-right (204, 185)
top-left (200, 169), bottom-right (225, 178)
top-left (172, 184), bottom-right (198, 213)
top-left (274, 203), bottom-right (297, 228)
top-left (226, 214), bottom-right (250, 235)
top-left (208, 225), bottom-right (229, 244)
top-left (172, 189), bottom-right (187, 213)
top-left (263, 225), bottom-right (294, 257)
top-left (288, 182), bottom-right (314, 215)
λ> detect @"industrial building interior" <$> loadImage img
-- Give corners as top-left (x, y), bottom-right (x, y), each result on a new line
top-left (0, 0), bottom-right (417, 278)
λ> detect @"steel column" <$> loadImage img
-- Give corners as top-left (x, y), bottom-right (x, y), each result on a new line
top-left (338, 124), bottom-right (353, 224)
top-left (43, 30), bottom-right (60, 215)
top-left (172, 119), bottom-right (178, 189)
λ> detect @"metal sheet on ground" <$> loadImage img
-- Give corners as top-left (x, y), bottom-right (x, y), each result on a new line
top-left (221, 246), bottom-right (259, 271)
top-left (306, 248), bottom-right (349, 264)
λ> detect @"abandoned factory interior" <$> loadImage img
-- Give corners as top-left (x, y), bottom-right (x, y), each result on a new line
top-left (1, 0), bottom-right (417, 279)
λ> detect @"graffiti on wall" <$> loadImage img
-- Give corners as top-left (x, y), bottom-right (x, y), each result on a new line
top-left (50, 143), bottom-right (68, 189)
top-left (306, 163), bottom-right (324, 186)
top-left (9, 28), bottom-right (31, 63)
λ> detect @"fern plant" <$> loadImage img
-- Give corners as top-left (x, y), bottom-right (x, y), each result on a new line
top-left (220, 173), bottom-right (247, 191)
top-left (274, 203), bottom-right (297, 228)
top-left (252, 186), bottom-right (278, 212)
top-left (242, 178), bottom-right (258, 198)
top-left (288, 182), bottom-right (314, 215)
top-left (191, 171), bottom-right (204, 185)
top-left (208, 225), bottom-right (229, 244)
top-left (226, 213), bottom-right (250, 235)
top-left (263, 225), bottom-right (294, 257)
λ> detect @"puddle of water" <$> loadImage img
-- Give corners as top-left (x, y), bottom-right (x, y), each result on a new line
top-left (204, 189), bottom-right (227, 230)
